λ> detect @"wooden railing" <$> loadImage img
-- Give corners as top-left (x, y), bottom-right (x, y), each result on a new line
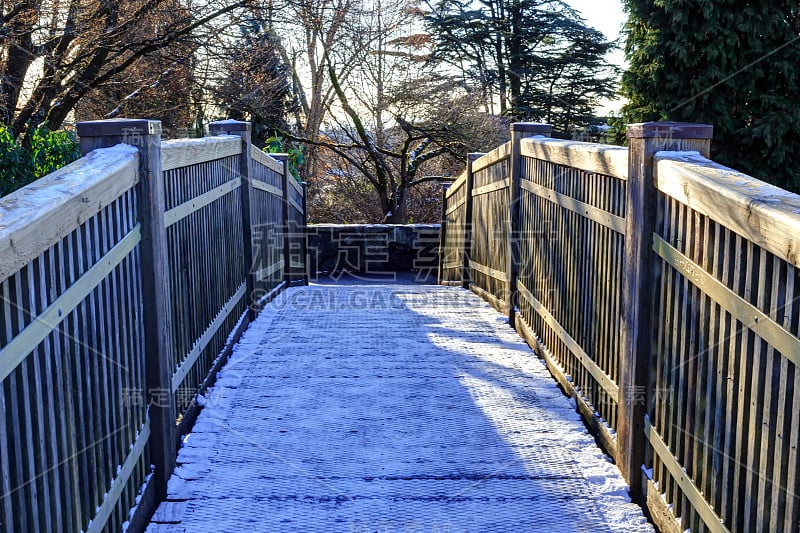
top-left (0, 118), bottom-right (307, 532)
top-left (647, 147), bottom-right (800, 533)
top-left (439, 121), bottom-right (800, 533)
top-left (518, 132), bottom-right (629, 456)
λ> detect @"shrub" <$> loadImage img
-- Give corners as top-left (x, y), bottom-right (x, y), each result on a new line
top-left (30, 125), bottom-right (81, 179)
top-left (0, 124), bottom-right (34, 196)
top-left (264, 135), bottom-right (304, 181)
top-left (0, 123), bottom-right (80, 197)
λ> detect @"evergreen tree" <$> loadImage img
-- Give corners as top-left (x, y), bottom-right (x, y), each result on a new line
top-left (620, 1), bottom-right (800, 192)
top-left (216, 22), bottom-right (298, 146)
top-left (424, 0), bottom-right (617, 134)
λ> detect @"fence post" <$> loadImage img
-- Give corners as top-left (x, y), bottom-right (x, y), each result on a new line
top-left (273, 154), bottom-right (291, 284)
top-left (508, 123), bottom-right (552, 325)
top-left (437, 183), bottom-right (451, 284)
top-left (301, 181), bottom-right (310, 286)
top-left (620, 121), bottom-right (713, 502)
top-left (76, 118), bottom-right (176, 500)
top-left (462, 153), bottom-right (484, 289)
top-left (207, 120), bottom-right (256, 313)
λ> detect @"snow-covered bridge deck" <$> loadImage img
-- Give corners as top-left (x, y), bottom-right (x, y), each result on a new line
top-left (146, 281), bottom-right (653, 532)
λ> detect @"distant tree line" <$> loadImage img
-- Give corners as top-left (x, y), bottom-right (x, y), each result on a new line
top-left (5, 0), bottom-right (796, 212)
top-left (0, 0), bottom-right (618, 218)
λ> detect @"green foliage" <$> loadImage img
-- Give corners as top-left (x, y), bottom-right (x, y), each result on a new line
top-left (425, 0), bottom-right (618, 135)
top-left (29, 125), bottom-right (81, 179)
top-left (620, 0), bottom-right (800, 192)
top-left (219, 24), bottom-right (297, 147)
top-left (264, 136), bottom-right (305, 181)
top-left (0, 123), bottom-right (80, 197)
top-left (0, 124), bottom-right (33, 196)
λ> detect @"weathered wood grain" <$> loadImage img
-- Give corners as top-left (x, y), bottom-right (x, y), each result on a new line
top-left (287, 172), bottom-right (303, 196)
top-left (655, 152), bottom-right (800, 269)
top-left (514, 310), bottom-right (618, 457)
top-left (209, 121), bottom-right (256, 318)
top-left (289, 197), bottom-right (303, 215)
top-left (250, 148), bottom-right (285, 294)
top-left (438, 168), bottom-right (468, 285)
top-left (619, 122), bottom-right (712, 504)
top-left (517, 281), bottom-right (620, 401)
top-left (469, 149), bottom-right (509, 305)
top-left (469, 259), bottom-right (509, 282)
top-left (445, 173), bottom-right (466, 199)
top-left (471, 142), bottom-right (511, 174)
top-left (444, 198), bottom-right (465, 216)
top-left (76, 120), bottom-right (175, 524)
top-left (170, 283), bottom-right (247, 392)
top-left (521, 137), bottom-right (629, 180)
top-left (164, 178), bottom-right (242, 227)
top-left (654, 235), bottom-right (800, 367)
top-left (520, 179), bottom-right (626, 234)
top-left (85, 422), bottom-right (151, 533)
top-left (472, 179), bottom-right (510, 196)
top-left (0, 146), bottom-right (139, 283)
top-left (515, 147), bottom-right (626, 447)
top-left (462, 153), bottom-right (482, 289)
top-left (0, 227), bottom-right (140, 381)
top-left (162, 147), bottom-right (246, 417)
top-left (275, 154), bottom-right (292, 284)
top-left (1, 175), bottom-right (148, 533)
top-left (644, 478), bottom-right (683, 533)
top-left (161, 136), bottom-right (241, 171)
top-left (645, 417), bottom-right (731, 533)
top-left (251, 145), bottom-right (283, 173)
top-left (252, 180), bottom-right (283, 197)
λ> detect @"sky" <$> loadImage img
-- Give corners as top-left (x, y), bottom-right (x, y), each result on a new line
top-left (564, 0), bottom-right (628, 114)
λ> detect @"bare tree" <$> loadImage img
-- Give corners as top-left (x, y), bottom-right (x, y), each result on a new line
top-left (0, 0), bottom-right (247, 139)
top-left (262, 0), bottom-right (369, 181)
top-left (74, 0), bottom-right (200, 137)
top-left (278, 0), bottom-right (508, 223)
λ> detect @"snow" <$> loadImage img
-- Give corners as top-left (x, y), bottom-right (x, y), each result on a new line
top-left (122, 471), bottom-right (154, 532)
top-left (654, 150), bottom-right (800, 233)
top-left (311, 223), bottom-right (440, 229)
top-left (654, 150), bottom-right (704, 160)
top-left (148, 284), bottom-right (653, 532)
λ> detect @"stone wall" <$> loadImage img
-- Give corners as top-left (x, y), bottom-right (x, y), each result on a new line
top-left (307, 224), bottom-right (440, 276)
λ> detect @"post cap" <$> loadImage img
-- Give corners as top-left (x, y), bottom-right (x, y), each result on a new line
top-left (467, 152), bottom-right (485, 161)
top-left (512, 123), bottom-right (552, 135)
top-left (208, 120), bottom-right (251, 134)
top-left (627, 121), bottom-right (713, 140)
top-left (76, 119), bottom-right (161, 137)
top-left (272, 153), bottom-right (289, 162)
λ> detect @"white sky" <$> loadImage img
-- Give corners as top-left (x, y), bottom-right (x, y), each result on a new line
top-left (564, 0), bottom-right (628, 115)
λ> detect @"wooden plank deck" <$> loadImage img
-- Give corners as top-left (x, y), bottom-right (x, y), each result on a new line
top-left (147, 283), bottom-right (652, 532)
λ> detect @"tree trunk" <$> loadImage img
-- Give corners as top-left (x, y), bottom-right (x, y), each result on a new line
top-left (488, 0), bottom-right (508, 114)
top-left (507, 0), bottom-right (523, 114)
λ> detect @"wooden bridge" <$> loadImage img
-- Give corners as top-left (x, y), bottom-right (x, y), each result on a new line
top-left (146, 280), bottom-right (653, 532)
top-left (0, 119), bottom-right (798, 532)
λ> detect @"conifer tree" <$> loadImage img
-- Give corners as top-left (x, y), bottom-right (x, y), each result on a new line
top-left (217, 22), bottom-right (297, 146)
top-left (425, 0), bottom-right (617, 134)
top-left (620, 0), bottom-right (800, 192)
